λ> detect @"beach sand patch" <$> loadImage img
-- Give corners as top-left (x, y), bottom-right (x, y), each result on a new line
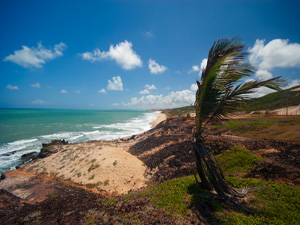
top-left (23, 141), bottom-right (147, 195)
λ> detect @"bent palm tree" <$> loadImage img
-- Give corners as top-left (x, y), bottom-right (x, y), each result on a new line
top-left (193, 38), bottom-right (282, 198)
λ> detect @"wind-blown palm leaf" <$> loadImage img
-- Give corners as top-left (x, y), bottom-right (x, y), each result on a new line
top-left (195, 38), bottom-right (282, 139)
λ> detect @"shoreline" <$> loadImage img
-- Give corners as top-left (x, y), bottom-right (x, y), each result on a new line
top-left (151, 111), bottom-right (167, 128)
top-left (0, 111), bottom-right (166, 175)
top-left (0, 111), bottom-right (167, 197)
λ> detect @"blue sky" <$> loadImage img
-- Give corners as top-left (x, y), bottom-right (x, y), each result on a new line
top-left (1, 0), bottom-right (300, 110)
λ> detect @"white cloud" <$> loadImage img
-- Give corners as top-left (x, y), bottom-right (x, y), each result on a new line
top-left (148, 58), bottom-right (167, 74)
top-left (112, 103), bottom-right (119, 106)
top-left (81, 40), bottom-right (142, 70)
top-left (139, 89), bottom-right (150, 94)
top-left (3, 42), bottom-right (67, 68)
top-left (249, 39), bottom-right (300, 70)
top-left (6, 85), bottom-right (18, 90)
top-left (74, 90), bottom-right (81, 94)
top-left (140, 84), bottom-right (157, 94)
top-left (255, 70), bottom-right (273, 80)
top-left (145, 84), bottom-right (157, 90)
top-left (123, 89), bottom-right (195, 109)
top-left (248, 39), bottom-right (300, 81)
top-left (188, 65), bottom-right (200, 74)
top-left (32, 99), bottom-right (48, 105)
top-left (199, 58), bottom-right (208, 76)
top-left (192, 65), bottom-right (200, 71)
top-left (31, 83), bottom-right (41, 88)
top-left (190, 83), bottom-right (198, 91)
top-left (250, 86), bottom-right (275, 98)
top-left (107, 76), bottom-right (123, 91)
top-left (61, 89), bottom-right (68, 94)
top-left (98, 88), bottom-right (107, 94)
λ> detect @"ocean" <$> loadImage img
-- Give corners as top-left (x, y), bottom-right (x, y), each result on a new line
top-left (0, 109), bottom-right (159, 174)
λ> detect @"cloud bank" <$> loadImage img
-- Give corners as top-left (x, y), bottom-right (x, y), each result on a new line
top-left (123, 89), bottom-right (196, 109)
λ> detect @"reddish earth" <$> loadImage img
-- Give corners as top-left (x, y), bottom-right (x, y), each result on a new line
top-left (1, 117), bottom-right (299, 224)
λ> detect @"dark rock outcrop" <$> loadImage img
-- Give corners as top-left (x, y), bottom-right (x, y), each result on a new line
top-left (33, 139), bottom-right (68, 159)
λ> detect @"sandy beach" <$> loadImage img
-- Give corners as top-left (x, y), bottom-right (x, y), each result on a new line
top-left (151, 111), bottom-right (167, 127)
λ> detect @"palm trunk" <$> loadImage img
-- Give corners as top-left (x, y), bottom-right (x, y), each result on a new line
top-left (192, 139), bottom-right (243, 198)
top-left (192, 141), bottom-right (212, 190)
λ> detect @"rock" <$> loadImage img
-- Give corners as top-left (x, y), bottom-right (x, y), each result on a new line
top-left (21, 152), bottom-right (37, 162)
top-left (34, 139), bottom-right (69, 159)
top-left (0, 173), bottom-right (6, 180)
top-left (42, 139), bottom-right (68, 148)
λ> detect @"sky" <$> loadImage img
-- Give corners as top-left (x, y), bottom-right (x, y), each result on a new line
top-left (1, 0), bottom-right (300, 110)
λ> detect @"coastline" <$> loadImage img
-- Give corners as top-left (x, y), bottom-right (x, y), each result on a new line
top-left (0, 110), bottom-right (164, 175)
top-left (0, 111), bottom-right (167, 198)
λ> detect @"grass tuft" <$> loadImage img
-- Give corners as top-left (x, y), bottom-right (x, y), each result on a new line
top-left (216, 146), bottom-right (262, 175)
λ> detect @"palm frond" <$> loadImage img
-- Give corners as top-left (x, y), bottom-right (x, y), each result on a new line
top-left (195, 38), bottom-right (282, 139)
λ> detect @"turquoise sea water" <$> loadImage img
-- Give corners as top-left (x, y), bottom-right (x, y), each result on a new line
top-left (0, 109), bottom-right (158, 174)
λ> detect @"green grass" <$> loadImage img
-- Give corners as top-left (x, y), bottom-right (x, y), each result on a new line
top-left (212, 118), bottom-right (277, 133)
top-left (217, 177), bottom-right (300, 224)
top-left (49, 194), bottom-right (58, 199)
top-left (139, 175), bottom-right (209, 216)
top-left (135, 174), bottom-right (300, 224)
top-left (216, 146), bottom-right (262, 175)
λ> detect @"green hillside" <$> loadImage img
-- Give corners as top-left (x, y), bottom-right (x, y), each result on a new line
top-left (164, 85), bottom-right (300, 116)
top-left (241, 85), bottom-right (300, 113)
top-left (165, 105), bottom-right (195, 117)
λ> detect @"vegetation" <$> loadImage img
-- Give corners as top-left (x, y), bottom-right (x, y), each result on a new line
top-left (49, 194), bottom-right (58, 199)
top-left (241, 85), bottom-right (300, 112)
top-left (132, 174), bottom-right (300, 224)
top-left (193, 37), bottom-right (281, 197)
top-left (165, 105), bottom-right (195, 117)
top-left (216, 146), bottom-right (262, 176)
top-left (210, 116), bottom-right (300, 141)
top-left (220, 177), bottom-right (300, 224)
top-left (88, 163), bottom-right (100, 172)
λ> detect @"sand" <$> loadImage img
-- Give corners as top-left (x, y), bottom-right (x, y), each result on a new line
top-left (151, 112), bottom-right (167, 127)
top-left (20, 112), bottom-right (167, 195)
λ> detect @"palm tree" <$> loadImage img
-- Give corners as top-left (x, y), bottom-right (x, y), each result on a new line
top-left (193, 38), bottom-right (282, 198)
